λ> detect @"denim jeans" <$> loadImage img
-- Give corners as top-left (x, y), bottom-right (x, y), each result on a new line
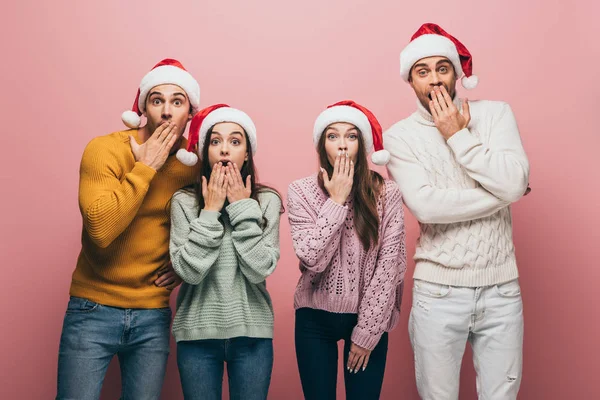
top-left (56, 296), bottom-right (171, 400)
top-left (295, 308), bottom-right (389, 400)
top-left (409, 279), bottom-right (524, 400)
top-left (177, 337), bottom-right (273, 400)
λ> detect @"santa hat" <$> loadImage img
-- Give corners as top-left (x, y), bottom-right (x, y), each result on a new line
top-left (313, 100), bottom-right (390, 166)
top-left (121, 58), bottom-right (201, 129)
top-left (176, 104), bottom-right (257, 167)
top-left (400, 23), bottom-right (479, 90)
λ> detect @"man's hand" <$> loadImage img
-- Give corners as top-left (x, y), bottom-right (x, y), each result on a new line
top-left (129, 121), bottom-right (178, 170)
top-left (430, 86), bottom-right (471, 140)
top-left (154, 262), bottom-right (182, 290)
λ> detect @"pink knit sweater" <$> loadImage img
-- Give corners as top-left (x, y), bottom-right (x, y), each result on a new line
top-left (287, 174), bottom-right (407, 350)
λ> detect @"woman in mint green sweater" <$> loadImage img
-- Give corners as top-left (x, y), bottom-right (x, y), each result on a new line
top-left (170, 104), bottom-right (282, 400)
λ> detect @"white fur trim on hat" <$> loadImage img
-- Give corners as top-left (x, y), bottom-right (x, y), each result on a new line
top-left (198, 108), bottom-right (258, 156)
top-left (400, 34), bottom-right (463, 82)
top-left (371, 149), bottom-right (390, 166)
top-left (138, 65), bottom-right (201, 112)
top-left (176, 149), bottom-right (199, 167)
top-left (121, 110), bottom-right (141, 129)
top-left (313, 106), bottom-right (373, 153)
top-left (461, 74), bottom-right (479, 89)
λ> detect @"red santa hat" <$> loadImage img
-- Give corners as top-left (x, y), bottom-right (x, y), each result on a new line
top-left (176, 104), bottom-right (257, 167)
top-left (121, 58), bottom-right (201, 129)
top-left (400, 23), bottom-right (479, 90)
top-left (313, 100), bottom-right (390, 166)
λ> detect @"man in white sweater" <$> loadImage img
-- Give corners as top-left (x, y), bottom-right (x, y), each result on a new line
top-left (383, 23), bottom-right (530, 399)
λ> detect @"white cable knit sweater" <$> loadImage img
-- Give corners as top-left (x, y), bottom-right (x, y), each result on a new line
top-left (383, 98), bottom-right (530, 287)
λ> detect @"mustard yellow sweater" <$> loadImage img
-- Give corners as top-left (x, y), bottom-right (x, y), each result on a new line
top-left (70, 129), bottom-right (198, 308)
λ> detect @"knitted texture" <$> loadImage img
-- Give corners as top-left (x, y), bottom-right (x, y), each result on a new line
top-left (70, 130), bottom-right (197, 308)
top-left (169, 189), bottom-right (281, 342)
top-left (287, 175), bottom-right (407, 350)
top-left (384, 98), bottom-right (530, 287)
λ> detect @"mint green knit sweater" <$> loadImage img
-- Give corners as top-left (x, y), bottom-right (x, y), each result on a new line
top-left (169, 189), bottom-right (281, 342)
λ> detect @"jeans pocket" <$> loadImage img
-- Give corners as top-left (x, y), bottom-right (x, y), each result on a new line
top-left (495, 279), bottom-right (521, 298)
top-left (65, 296), bottom-right (101, 314)
top-left (413, 279), bottom-right (452, 298)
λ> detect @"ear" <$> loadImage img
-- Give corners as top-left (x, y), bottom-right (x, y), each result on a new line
top-left (244, 152), bottom-right (248, 161)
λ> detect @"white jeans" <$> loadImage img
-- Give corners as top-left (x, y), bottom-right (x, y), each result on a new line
top-left (409, 279), bottom-right (523, 400)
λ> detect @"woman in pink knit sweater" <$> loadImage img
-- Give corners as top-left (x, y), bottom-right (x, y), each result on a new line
top-left (287, 100), bottom-right (407, 399)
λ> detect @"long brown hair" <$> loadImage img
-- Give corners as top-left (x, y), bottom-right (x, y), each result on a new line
top-left (317, 129), bottom-right (384, 250)
top-left (191, 126), bottom-right (282, 216)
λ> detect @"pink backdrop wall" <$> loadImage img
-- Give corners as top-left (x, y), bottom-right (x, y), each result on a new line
top-left (1, 0), bottom-right (598, 398)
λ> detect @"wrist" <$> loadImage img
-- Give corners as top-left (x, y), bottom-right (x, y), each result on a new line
top-left (331, 196), bottom-right (346, 205)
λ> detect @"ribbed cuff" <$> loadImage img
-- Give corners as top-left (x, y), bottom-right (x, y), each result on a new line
top-left (351, 326), bottom-right (383, 351)
top-left (198, 209), bottom-right (221, 223)
top-left (320, 198), bottom-right (349, 222)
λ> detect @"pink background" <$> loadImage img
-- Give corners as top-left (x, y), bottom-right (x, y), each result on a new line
top-left (1, 0), bottom-right (598, 398)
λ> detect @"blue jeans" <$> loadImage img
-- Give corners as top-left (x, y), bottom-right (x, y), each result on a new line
top-left (295, 308), bottom-right (389, 400)
top-left (56, 296), bottom-right (171, 400)
top-left (177, 337), bottom-right (273, 400)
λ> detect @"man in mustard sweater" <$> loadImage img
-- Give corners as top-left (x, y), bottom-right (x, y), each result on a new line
top-left (56, 59), bottom-right (201, 400)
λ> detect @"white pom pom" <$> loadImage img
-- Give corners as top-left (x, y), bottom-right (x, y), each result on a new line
top-left (176, 149), bottom-right (198, 166)
top-left (371, 150), bottom-right (391, 166)
top-left (122, 110), bottom-right (141, 128)
top-left (461, 75), bottom-right (479, 90)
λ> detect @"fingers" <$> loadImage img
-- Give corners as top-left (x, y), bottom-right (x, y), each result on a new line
top-left (155, 271), bottom-right (176, 287)
top-left (218, 164), bottom-right (227, 188)
top-left (163, 125), bottom-right (179, 151)
top-left (153, 121), bottom-right (171, 141)
top-left (320, 167), bottom-right (330, 186)
top-left (347, 351), bottom-right (361, 373)
top-left (156, 265), bottom-right (169, 276)
top-left (211, 162), bottom-right (221, 189)
top-left (440, 86), bottom-right (454, 110)
top-left (429, 100), bottom-right (439, 120)
top-left (462, 98), bottom-right (471, 126)
top-left (344, 152), bottom-right (351, 177)
top-left (362, 353), bottom-right (370, 372)
top-left (347, 350), bottom-right (357, 372)
top-left (334, 152), bottom-right (341, 176)
top-left (201, 176), bottom-right (208, 197)
top-left (128, 135), bottom-right (140, 154)
top-left (354, 354), bottom-right (366, 374)
top-left (434, 87), bottom-right (448, 111)
top-left (349, 159), bottom-right (354, 177)
top-left (225, 163), bottom-right (236, 187)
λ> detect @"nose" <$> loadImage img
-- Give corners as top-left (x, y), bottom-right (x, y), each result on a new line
top-left (338, 137), bottom-right (348, 152)
top-left (161, 102), bottom-right (172, 120)
top-left (430, 70), bottom-right (441, 86)
top-left (220, 141), bottom-right (230, 155)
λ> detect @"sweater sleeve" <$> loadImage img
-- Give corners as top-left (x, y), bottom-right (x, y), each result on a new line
top-left (446, 103), bottom-right (530, 202)
top-left (384, 132), bottom-right (510, 224)
top-left (78, 137), bottom-right (156, 248)
top-left (351, 183), bottom-right (407, 350)
top-left (169, 192), bottom-right (224, 285)
top-left (287, 182), bottom-right (348, 273)
top-left (226, 192), bottom-right (282, 284)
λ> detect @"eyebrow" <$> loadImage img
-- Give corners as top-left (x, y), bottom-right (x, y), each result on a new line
top-left (211, 131), bottom-right (244, 137)
top-left (413, 60), bottom-right (452, 69)
top-left (148, 91), bottom-right (187, 98)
